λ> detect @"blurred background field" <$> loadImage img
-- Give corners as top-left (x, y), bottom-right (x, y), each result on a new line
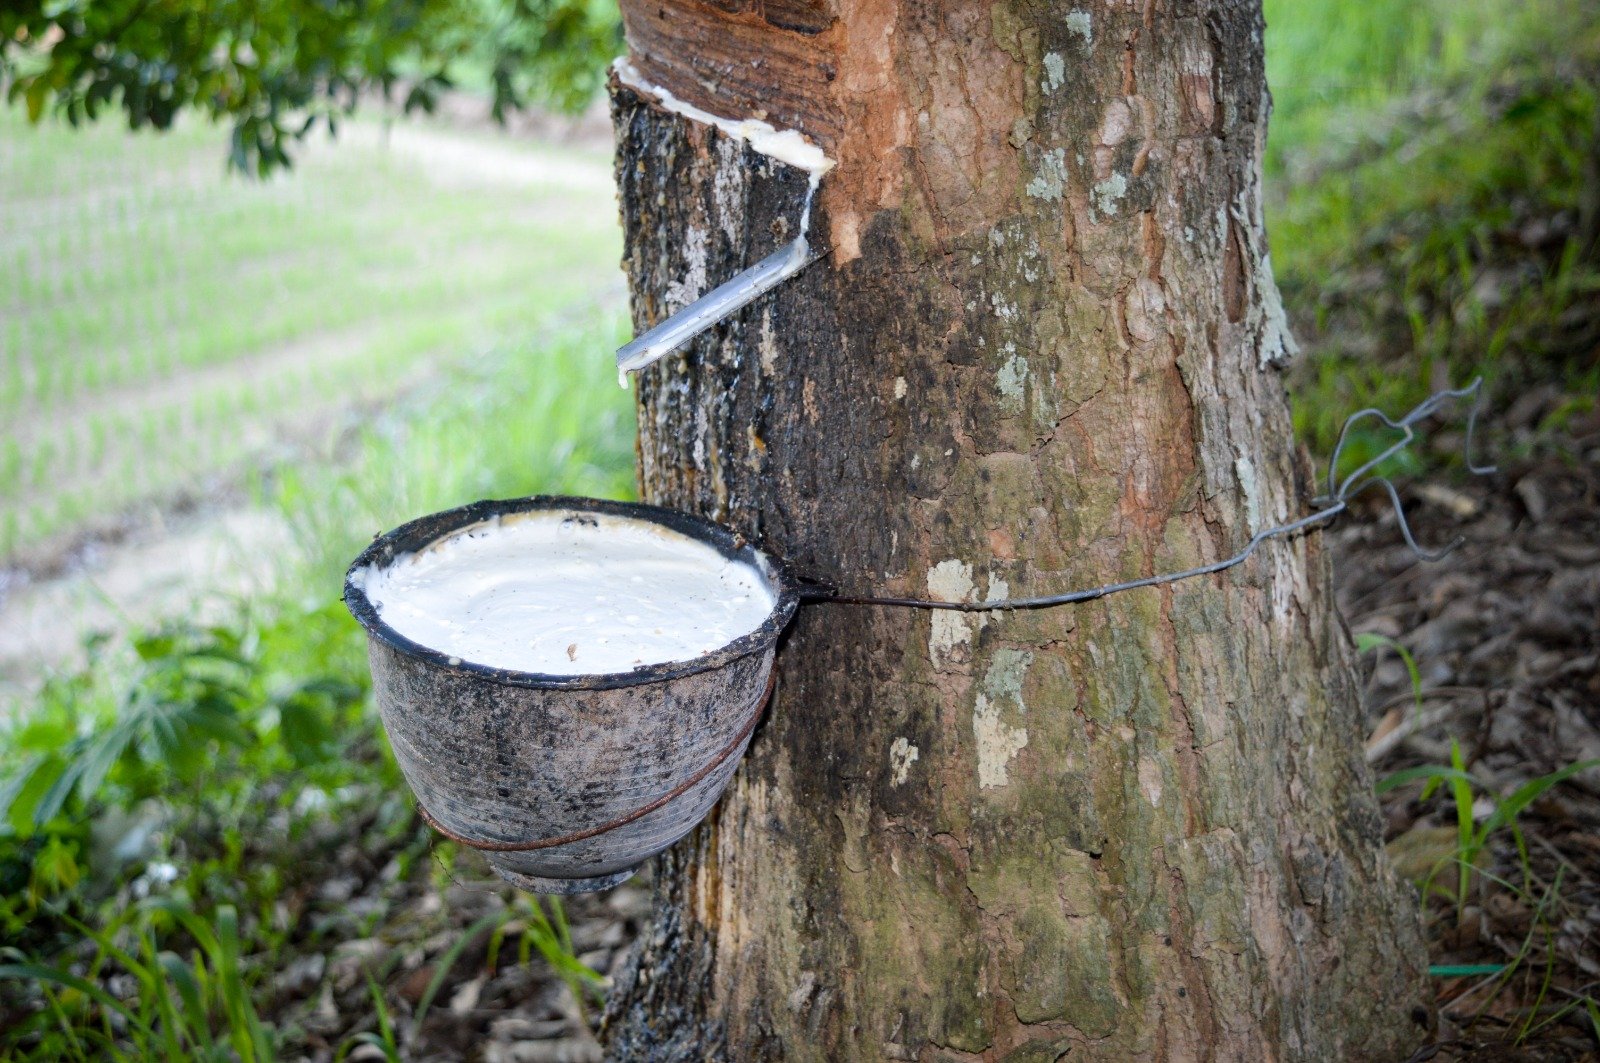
top-left (0, 105), bottom-right (634, 698)
top-left (1, 0), bottom-right (1598, 1058)
top-left (1264, 0), bottom-right (1599, 454)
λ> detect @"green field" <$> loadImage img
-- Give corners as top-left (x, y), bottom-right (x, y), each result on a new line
top-left (0, 108), bottom-right (630, 566)
top-left (0, 104), bottom-right (644, 1062)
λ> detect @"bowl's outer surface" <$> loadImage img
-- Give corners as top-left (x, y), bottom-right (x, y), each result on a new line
top-left (345, 496), bottom-right (797, 888)
top-left (369, 638), bottom-right (774, 880)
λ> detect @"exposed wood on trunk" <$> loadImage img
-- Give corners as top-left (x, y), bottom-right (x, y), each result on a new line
top-left (604, 0), bottom-right (1430, 1058)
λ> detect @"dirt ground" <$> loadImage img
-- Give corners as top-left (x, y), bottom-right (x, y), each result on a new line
top-left (0, 506), bottom-right (298, 711)
top-left (1335, 403), bottom-right (1600, 1060)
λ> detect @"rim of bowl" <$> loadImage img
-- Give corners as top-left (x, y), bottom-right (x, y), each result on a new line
top-left (343, 495), bottom-right (799, 690)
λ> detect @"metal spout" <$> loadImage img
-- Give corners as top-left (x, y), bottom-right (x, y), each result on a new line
top-left (617, 236), bottom-right (821, 376)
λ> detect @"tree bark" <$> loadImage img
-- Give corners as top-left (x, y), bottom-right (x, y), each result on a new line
top-left (603, 1), bottom-right (1430, 1058)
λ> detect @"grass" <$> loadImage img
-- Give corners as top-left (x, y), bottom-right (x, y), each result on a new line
top-left (270, 314), bottom-right (638, 594)
top-left (1380, 744), bottom-right (1600, 908)
top-left (1263, 0), bottom-right (1553, 179)
top-left (0, 309), bottom-right (635, 1055)
top-left (0, 106), bottom-right (625, 563)
top-left (1, 89), bottom-right (636, 1058)
top-left (1356, 635), bottom-right (1600, 1045)
top-left (1379, 745), bottom-right (1600, 1042)
top-left (1264, 0), bottom-right (1600, 456)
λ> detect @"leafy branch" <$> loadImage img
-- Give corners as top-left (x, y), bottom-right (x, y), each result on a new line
top-left (0, 0), bottom-right (622, 175)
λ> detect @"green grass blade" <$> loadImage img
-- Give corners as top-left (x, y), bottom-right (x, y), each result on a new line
top-left (1354, 632), bottom-right (1423, 718)
top-left (157, 950), bottom-right (213, 1054)
top-left (410, 909), bottom-right (511, 1035)
top-left (1375, 763), bottom-right (1479, 794)
top-left (1449, 740), bottom-right (1475, 906)
top-left (368, 975), bottom-right (402, 1062)
top-left (40, 985), bottom-right (90, 1063)
top-left (0, 962), bottom-right (141, 1027)
top-left (213, 905), bottom-right (271, 1063)
top-left (1479, 759), bottom-right (1600, 840)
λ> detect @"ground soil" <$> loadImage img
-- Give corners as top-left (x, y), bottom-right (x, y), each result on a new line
top-left (1334, 404), bottom-right (1600, 1061)
top-left (0, 505), bottom-right (295, 709)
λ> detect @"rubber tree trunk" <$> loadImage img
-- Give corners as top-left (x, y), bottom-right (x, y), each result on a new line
top-left (603, 0), bottom-right (1430, 1058)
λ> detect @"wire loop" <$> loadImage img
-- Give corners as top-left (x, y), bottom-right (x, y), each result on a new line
top-left (806, 378), bottom-right (1495, 612)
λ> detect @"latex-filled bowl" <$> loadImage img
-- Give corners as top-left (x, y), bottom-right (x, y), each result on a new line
top-left (343, 495), bottom-right (796, 893)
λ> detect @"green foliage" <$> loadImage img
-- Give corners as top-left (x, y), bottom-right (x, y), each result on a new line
top-left (0, 901), bottom-right (270, 1061)
top-left (1266, 0), bottom-right (1600, 455)
top-left (1379, 747), bottom-right (1600, 904)
top-left (0, 604), bottom-right (347, 1053)
top-left (338, 976), bottom-right (403, 1063)
top-left (402, 894), bottom-right (604, 1038)
top-left (1, 616), bottom-right (364, 840)
top-left (512, 892), bottom-right (607, 1013)
top-left (0, 596), bottom-right (605, 1058)
top-left (0, 0), bottom-right (622, 174)
top-left (477, 0), bottom-right (622, 118)
top-left (1263, 0), bottom-right (1557, 178)
top-left (408, 911), bottom-right (508, 1035)
top-left (1381, 735), bottom-right (1600, 1039)
top-left (1355, 631), bottom-right (1424, 719)
top-left (0, 290), bottom-right (630, 1057)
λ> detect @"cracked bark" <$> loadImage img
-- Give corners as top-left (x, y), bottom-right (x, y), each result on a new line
top-left (602, 0), bottom-right (1430, 1058)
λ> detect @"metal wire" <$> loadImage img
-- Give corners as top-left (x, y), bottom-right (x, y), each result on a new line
top-left (804, 378), bottom-right (1496, 612)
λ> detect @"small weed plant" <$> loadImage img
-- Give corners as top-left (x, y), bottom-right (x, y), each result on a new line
top-left (1357, 637), bottom-right (1600, 1042)
top-left (0, 605), bottom-right (602, 1059)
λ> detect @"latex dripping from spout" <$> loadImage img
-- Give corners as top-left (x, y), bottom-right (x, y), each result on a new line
top-left (616, 171), bottom-right (826, 386)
